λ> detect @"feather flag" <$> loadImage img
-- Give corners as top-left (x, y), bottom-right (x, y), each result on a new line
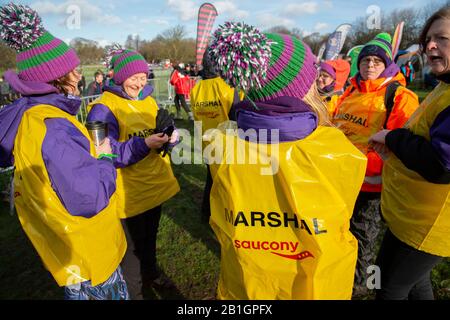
top-left (195, 3), bottom-right (218, 66)
top-left (316, 42), bottom-right (326, 63)
top-left (324, 23), bottom-right (352, 60)
top-left (391, 21), bottom-right (404, 58)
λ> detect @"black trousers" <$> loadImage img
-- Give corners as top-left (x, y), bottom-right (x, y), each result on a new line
top-left (375, 228), bottom-right (443, 300)
top-left (201, 164), bottom-right (213, 223)
top-left (120, 206), bottom-right (162, 300)
top-left (350, 191), bottom-right (382, 288)
top-left (174, 94), bottom-right (190, 114)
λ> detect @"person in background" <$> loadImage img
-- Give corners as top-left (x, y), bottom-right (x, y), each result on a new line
top-left (332, 32), bottom-right (419, 297)
top-left (87, 70), bottom-right (105, 96)
top-left (317, 60), bottom-right (350, 117)
top-left (170, 63), bottom-right (193, 120)
top-left (77, 69), bottom-right (86, 96)
top-left (190, 49), bottom-right (244, 223)
top-left (369, 6), bottom-right (450, 300)
top-left (87, 49), bottom-right (180, 299)
top-left (0, 3), bottom-right (128, 300)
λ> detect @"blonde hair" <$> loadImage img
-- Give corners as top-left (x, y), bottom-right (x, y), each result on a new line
top-left (302, 81), bottom-right (332, 126)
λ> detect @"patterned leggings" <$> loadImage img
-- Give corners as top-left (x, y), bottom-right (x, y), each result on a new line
top-left (64, 266), bottom-right (129, 300)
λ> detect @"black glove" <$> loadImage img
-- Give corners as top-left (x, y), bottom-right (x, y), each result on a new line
top-left (155, 109), bottom-right (175, 157)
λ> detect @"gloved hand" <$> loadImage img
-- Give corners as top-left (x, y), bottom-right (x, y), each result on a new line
top-left (155, 109), bottom-right (176, 157)
top-left (155, 108), bottom-right (174, 134)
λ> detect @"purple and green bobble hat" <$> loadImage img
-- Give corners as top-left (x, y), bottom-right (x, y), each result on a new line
top-left (209, 22), bottom-right (317, 103)
top-left (0, 3), bottom-right (80, 83)
top-left (112, 50), bottom-right (149, 85)
top-left (357, 33), bottom-right (393, 69)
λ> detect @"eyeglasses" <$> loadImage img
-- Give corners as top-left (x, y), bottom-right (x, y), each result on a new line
top-left (360, 57), bottom-right (384, 67)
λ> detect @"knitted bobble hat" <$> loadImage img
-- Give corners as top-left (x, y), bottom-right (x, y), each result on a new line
top-left (209, 22), bottom-right (317, 103)
top-left (0, 3), bottom-right (80, 82)
top-left (112, 50), bottom-right (149, 85)
top-left (357, 33), bottom-right (393, 68)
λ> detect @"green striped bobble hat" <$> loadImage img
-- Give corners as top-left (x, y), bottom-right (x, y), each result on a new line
top-left (0, 3), bottom-right (80, 82)
top-left (357, 33), bottom-right (393, 68)
top-left (209, 22), bottom-right (317, 102)
top-left (112, 50), bottom-right (149, 85)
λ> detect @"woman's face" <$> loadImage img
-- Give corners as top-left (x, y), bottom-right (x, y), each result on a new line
top-left (122, 73), bottom-right (147, 99)
top-left (317, 70), bottom-right (334, 90)
top-left (64, 68), bottom-right (82, 96)
top-left (359, 55), bottom-right (386, 80)
top-left (425, 18), bottom-right (450, 75)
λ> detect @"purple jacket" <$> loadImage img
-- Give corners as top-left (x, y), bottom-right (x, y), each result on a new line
top-left (235, 96), bottom-right (318, 143)
top-left (86, 85), bottom-right (155, 168)
top-left (0, 92), bottom-right (117, 218)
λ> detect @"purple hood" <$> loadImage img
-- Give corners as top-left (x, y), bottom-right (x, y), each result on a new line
top-left (0, 94), bottom-right (81, 167)
top-left (235, 96), bottom-right (318, 143)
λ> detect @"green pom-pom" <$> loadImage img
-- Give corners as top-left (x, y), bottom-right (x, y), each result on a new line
top-left (376, 32), bottom-right (392, 44)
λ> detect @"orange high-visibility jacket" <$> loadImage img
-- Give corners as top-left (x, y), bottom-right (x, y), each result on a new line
top-left (333, 73), bottom-right (419, 192)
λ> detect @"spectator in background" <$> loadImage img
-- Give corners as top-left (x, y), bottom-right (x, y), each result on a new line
top-left (148, 66), bottom-right (155, 80)
top-left (170, 63), bottom-right (193, 120)
top-left (87, 70), bottom-right (105, 96)
top-left (77, 71), bottom-right (86, 96)
top-left (317, 60), bottom-right (350, 117)
top-left (190, 49), bottom-right (244, 223)
top-left (189, 64), bottom-right (198, 77)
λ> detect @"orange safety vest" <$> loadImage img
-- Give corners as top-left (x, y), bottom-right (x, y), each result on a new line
top-left (333, 73), bottom-right (419, 192)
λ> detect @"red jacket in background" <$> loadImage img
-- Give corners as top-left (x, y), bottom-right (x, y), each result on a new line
top-left (170, 70), bottom-right (191, 95)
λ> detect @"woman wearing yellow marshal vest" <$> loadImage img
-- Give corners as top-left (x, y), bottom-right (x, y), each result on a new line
top-left (370, 7), bottom-right (450, 300)
top-left (0, 3), bottom-right (127, 300)
top-left (206, 22), bottom-right (367, 299)
top-left (87, 49), bottom-right (180, 299)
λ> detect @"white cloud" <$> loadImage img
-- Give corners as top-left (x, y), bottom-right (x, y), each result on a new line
top-left (166, 0), bottom-right (197, 21)
top-left (213, 1), bottom-right (249, 19)
top-left (282, 2), bottom-right (319, 17)
top-left (257, 13), bottom-right (296, 29)
top-left (31, 0), bottom-right (122, 26)
top-left (323, 1), bottom-right (333, 8)
top-left (138, 17), bottom-right (170, 27)
top-left (314, 22), bottom-right (329, 31)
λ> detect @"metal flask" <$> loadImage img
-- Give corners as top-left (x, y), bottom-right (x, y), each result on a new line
top-left (85, 121), bottom-right (108, 146)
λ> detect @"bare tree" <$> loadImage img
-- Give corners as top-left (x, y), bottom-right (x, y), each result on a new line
top-left (0, 43), bottom-right (15, 71)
